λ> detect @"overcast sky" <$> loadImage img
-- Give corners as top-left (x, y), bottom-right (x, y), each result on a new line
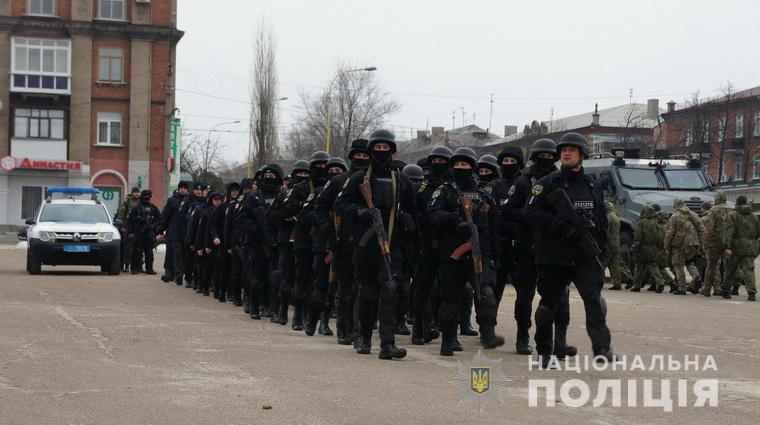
top-left (175, 0), bottom-right (760, 162)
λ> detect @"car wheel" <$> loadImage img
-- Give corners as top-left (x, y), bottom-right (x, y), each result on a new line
top-left (108, 256), bottom-right (121, 276)
top-left (27, 250), bottom-right (42, 275)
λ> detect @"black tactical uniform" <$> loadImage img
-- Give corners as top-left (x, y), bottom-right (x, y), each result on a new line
top-left (127, 190), bottom-right (160, 274)
top-left (194, 192), bottom-right (223, 296)
top-left (429, 148), bottom-right (505, 356)
top-left (208, 182), bottom-right (240, 302)
top-left (315, 140), bottom-right (370, 345)
top-left (335, 129), bottom-right (416, 360)
top-left (410, 146), bottom-right (452, 345)
top-left (181, 182), bottom-right (206, 288)
top-left (156, 181), bottom-right (189, 284)
top-left (524, 133), bottom-right (614, 364)
top-left (225, 178), bottom-right (254, 306)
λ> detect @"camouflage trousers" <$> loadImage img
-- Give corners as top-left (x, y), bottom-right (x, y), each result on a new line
top-left (670, 247), bottom-right (701, 291)
top-left (702, 248), bottom-right (726, 294)
top-left (604, 250), bottom-right (623, 286)
top-left (724, 255), bottom-right (757, 295)
top-left (634, 262), bottom-right (664, 289)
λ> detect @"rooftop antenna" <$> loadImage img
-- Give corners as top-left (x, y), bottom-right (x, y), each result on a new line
top-left (629, 88), bottom-right (634, 104)
top-left (488, 93), bottom-right (495, 133)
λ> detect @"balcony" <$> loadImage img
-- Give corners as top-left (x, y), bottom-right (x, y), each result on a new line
top-left (11, 138), bottom-right (68, 161)
top-left (10, 73), bottom-right (70, 95)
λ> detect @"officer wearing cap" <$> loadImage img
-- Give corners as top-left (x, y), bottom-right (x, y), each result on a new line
top-left (524, 132), bottom-right (614, 366)
top-left (156, 181), bottom-right (190, 285)
top-left (335, 129), bottom-right (416, 359)
top-left (127, 190), bottom-right (160, 275)
top-left (428, 147), bottom-right (505, 356)
top-left (224, 178), bottom-right (255, 306)
top-left (314, 139), bottom-right (370, 345)
top-left (194, 191), bottom-right (224, 296)
top-left (181, 181), bottom-right (207, 288)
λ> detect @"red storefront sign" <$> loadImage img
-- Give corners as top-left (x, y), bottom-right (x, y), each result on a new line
top-left (15, 157), bottom-right (82, 171)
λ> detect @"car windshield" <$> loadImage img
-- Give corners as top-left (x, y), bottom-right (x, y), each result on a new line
top-left (617, 168), bottom-right (663, 190)
top-left (39, 204), bottom-right (111, 223)
top-left (661, 169), bottom-right (709, 190)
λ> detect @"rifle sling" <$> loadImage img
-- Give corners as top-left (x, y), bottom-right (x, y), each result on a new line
top-left (362, 166), bottom-right (397, 249)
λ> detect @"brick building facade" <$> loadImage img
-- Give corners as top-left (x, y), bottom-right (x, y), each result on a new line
top-left (0, 0), bottom-right (182, 226)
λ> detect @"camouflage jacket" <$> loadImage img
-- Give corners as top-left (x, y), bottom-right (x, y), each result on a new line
top-left (606, 204), bottom-right (621, 255)
top-left (703, 203), bottom-right (734, 251)
top-left (665, 206), bottom-right (704, 251)
top-left (729, 205), bottom-right (760, 256)
top-left (633, 205), bottom-right (662, 263)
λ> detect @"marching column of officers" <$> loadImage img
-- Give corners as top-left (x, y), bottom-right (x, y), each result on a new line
top-left (127, 127), bottom-right (760, 366)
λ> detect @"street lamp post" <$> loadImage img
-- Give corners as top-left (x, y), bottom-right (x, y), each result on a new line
top-left (248, 97), bottom-right (288, 177)
top-left (325, 66), bottom-right (376, 155)
top-left (205, 120), bottom-right (239, 182)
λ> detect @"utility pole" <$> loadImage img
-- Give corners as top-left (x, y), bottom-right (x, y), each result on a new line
top-left (629, 88), bottom-right (633, 104)
top-left (461, 107), bottom-right (466, 128)
top-left (550, 108), bottom-right (554, 133)
top-left (488, 93), bottom-right (495, 133)
top-left (451, 111), bottom-right (456, 130)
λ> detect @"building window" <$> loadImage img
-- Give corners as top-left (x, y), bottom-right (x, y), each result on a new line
top-left (22, 186), bottom-right (44, 220)
top-left (703, 122), bottom-right (710, 143)
top-left (11, 37), bottom-right (71, 93)
top-left (719, 117), bottom-right (726, 141)
top-left (753, 155), bottom-right (760, 180)
top-left (98, 0), bottom-right (126, 21)
top-left (13, 109), bottom-right (65, 140)
top-left (735, 155), bottom-right (744, 181)
top-left (98, 48), bottom-right (123, 82)
top-left (27, 0), bottom-right (55, 16)
top-left (736, 114), bottom-right (744, 139)
top-left (755, 112), bottom-right (760, 137)
top-left (97, 112), bottom-right (122, 146)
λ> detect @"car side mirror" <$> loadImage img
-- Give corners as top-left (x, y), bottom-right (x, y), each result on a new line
top-left (25, 218), bottom-right (36, 225)
top-left (113, 218), bottom-right (124, 227)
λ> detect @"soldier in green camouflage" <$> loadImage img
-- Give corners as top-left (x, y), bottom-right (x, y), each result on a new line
top-left (701, 191), bottom-right (734, 297)
top-left (631, 205), bottom-right (664, 292)
top-left (604, 201), bottom-right (624, 290)
top-left (652, 204), bottom-right (675, 292)
top-left (665, 199), bottom-right (705, 295)
top-left (723, 196), bottom-right (758, 301)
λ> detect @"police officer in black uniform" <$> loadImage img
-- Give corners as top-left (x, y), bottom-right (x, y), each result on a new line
top-left (156, 180), bottom-right (189, 284)
top-left (127, 190), bottom-right (161, 275)
top-left (225, 178), bottom-right (254, 306)
top-left (476, 155), bottom-right (499, 187)
top-left (194, 191), bottom-right (224, 296)
top-left (525, 132), bottom-right (614, 366)
top-left (182, 182), bottom-right (206, 288)
top-left (208, 182), bottom-right (240, 302)
top-left (335, 129), bottom-right (416, 360)
top-left (410, 146), bottom-right (452, 346)
top-left (314, 139), bottom-right (370, 345)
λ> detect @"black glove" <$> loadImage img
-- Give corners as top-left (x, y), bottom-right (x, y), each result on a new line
top-left (357, 208), bottom-right (374, 222)
top-left (456, 221), bottom-right (472, 238)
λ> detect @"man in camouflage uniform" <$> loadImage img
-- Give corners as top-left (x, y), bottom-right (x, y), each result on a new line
top-left (117, 187), bottom-right (141, 272)
top-left (604, 201), bottom-right (624, 290)
top-left (701, 192), bottom-right (734, 297)
top-left (652, 204), bottom-right (675, 292)
top-left (664, 199), bottom-right (704, 295)
top-left (723, 196), bottom-right (758, 301)
top-left (631, 205), bottom-right (664, 292)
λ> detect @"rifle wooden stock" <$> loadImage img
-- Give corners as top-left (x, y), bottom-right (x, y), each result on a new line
top-left (450, 242), bottom-right (473, 260)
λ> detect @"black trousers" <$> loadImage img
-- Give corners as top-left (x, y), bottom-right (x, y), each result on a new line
top-left (307, 251), bottom-right (331, 316)
top-left (354, 243), bottom-right (401, 347)
top-left (163, 242), bottom-right (173, 277)
top-left (278, 243), bottom-right (295, 304)
top-left (228, 246), bottom-right (243, 300)
top-left (514, 254), bottom-right (538, 330)
top-left (439, 259), bottom-right (499, 328)
top-left (198, 251), bottom-right (213, 293)
top-left (535, 258), bottom-right (611, 355)
top-left (215, 248), bottom-right (232, 298)
top-left (293, 249), bottom-right (313, 305)
top-left (413, 252), bottom-right (439, 326)
top-left (169, 240), bottom-right (184, 280)
top-left (132, 235), bottom-right (153, 272)
top-left (251, 246), bottom-right (270, 307)
top-left (183, 244), bottom-right (196, 283)
top-left (495, 239), bottom-right (515, 307)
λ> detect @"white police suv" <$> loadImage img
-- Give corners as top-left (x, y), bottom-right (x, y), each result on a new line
top-left (25, 187), bottom-right (122, 275)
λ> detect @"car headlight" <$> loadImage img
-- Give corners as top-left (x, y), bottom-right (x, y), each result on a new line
top-left (98, 232), bottom-right (114, 242)
top-left (39, 231), bottom-right (55, 242)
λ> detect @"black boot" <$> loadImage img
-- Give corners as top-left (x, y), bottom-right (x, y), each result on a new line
top-left (439, 321), bottom-right (456, 356)
top-left (318, 311), bottom-right (333, 336)
top-left (243, 292), bottom-right (250, 314)
top-left (748, 293), bottom-right (756, 301)
top-left (480, 325), bottom-right (505, 349)
top-left (516, 327), bottom-right (533, 355)
top-left (379, 344), bottom-right (407, 360)
top-left (731, 285), bottom-right (740, 296)
top-left (174, 276), bottom-right (183, 286)
top-left (250, 304), bottom-right (261, 320)
top-left (277, 301), bottom-right (289, 326)
top-left (609, 284), bottom-right (621, 290)
top-left (669, 281), bottom-right (678, 293)
top-left (161, 274), bottom-right (171, 282)
top-left (185, 278), bottom-right (194, 289)
top-left (552, 325), bottom-right (577, 359)
top-left (396, 321), bottom-right (411, 336)
top-left (232, 292), bottom-right (243, 307)
top-left (291, 305), bottom-right (304, 331)
top-left (460, 323), bottom-right (479, 337)
top-left (411, 313), bottom-right (426, 345)
top-left (303, 309), bottom-right (318, 336)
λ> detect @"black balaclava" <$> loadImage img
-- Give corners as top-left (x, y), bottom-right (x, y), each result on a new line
top-left (478, 171), bottom-right (496, 184)
top-left (311, 165), bottom-right (328, 186)
top-left (500, 163), bottom-right (520, 178)
top-left (371, 150), bottom-right (392, 167)
top-left (351, 156), bottom-right (370, 170)
top-left (430, 161), bottom-right (449, 179)
top-left (535, 157), bottom-right (556, 171)
top-left (262, 176), bottom-right (282, 193)
top-left (453, 167), bottom-right (473, 185)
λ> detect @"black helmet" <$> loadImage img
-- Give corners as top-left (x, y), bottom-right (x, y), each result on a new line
top-left (402, 164), bottom-right (424, 182)
top-left (416, 157), bottom-right (430, 169)
top-left (348, 139), bottom-right (369, 159)
top-left (529, 138), bottom-right (559, 161)
top-left (263, 163), bottom-right (285, 180)
top-left (391, 159), bottom-right (407, 171)
top-left (428, 145), bottom-right (453, 162)
top-left (477, 155), bottom-right (499, 174)
top-left (139, 189), bottom-right (153, 199)
top-left (326, 157), bottom-right (348, 172)
top-left (292, 160), bottom-right (310, 175)
top-left (368, 129), bottom-right (397, 154)
top-left (254, 165), bottom-right (266, 181)
top-left (497, 146), bottom-right (525, 168)
top-left (450, 147), bottom-right (478, 170)
top-left (309, 150), bottom-right (331, 167)
top-left (557, 132), bottom-right (590, 158)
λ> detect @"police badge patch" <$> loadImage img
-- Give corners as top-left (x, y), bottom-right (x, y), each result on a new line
top-left (451, 350), bottom-right (510, 412)
top-left (531, 185), bottom-right (543, 196)
top-left (432, 188), bottom-right (442, 200)
top-left (507, 185), bottom-right (516, 197)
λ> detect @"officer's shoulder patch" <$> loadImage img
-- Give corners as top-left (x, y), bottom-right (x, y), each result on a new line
top-left (432, 188), bottom-right (442, 200)
top-left (508, 185), bottom-right (516, 197)
top-left (323, 181), bottom-right (331, 190)
top-left (342, 178), bottom-right (351, 189)
top-left (531, 185), bottom-right (544, 196)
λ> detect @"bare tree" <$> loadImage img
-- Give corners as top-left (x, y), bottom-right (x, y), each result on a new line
top-left (287, 61), bottom-right (402, 158)
top-left (249, 16), bottom-right (280, 173)
top-left (620, 104), bottom-right (646, 147)
top-left (180, 129), bottom-right (226, 184)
